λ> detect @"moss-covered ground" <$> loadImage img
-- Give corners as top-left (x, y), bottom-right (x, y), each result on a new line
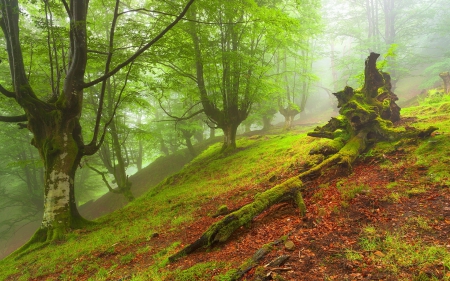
top-left (1, 93), bottom-right (450, 280)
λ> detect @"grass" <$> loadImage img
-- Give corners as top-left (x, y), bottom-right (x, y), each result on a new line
top-left (0, 126), bottom-right (317, 280)
top-left (347, 224), bottom-right (450, 280)
top-left (2, 91), bottom-right (450, 280)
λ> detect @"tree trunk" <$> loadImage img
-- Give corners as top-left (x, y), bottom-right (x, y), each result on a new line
top-left (110, 120), bottom-right (134, 202)
top-left (279, 107), bottom-right (300, 130)
top-left (440, 72), bottom-right (450, 94)
top-left (137, 139), bottom-right (143, 171)
top-left (22, 116), bottom-right (89, 246)
top-left (181, 129), bottom-right (196, 158)
top-left (262, 115), bottom-right (272, 131)
top-left (245, 123), bottom-right (251, 133)
top-left (221, 123), bottom-right (238, 152)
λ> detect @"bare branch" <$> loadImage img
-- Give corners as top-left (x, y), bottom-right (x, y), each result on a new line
top-left (86, 0), bottom-right (121, 154)
top-left (157, 109), bottom-right (204, 122)
top-left (0, 114), bottom-right (27, 123)
top-left (84, 61), bottom-right (135, 156)
top-left (85, 163), bottom-right (120, 194)
top-left (0, 84), bottom-right (15, 98)
top-left (61, 0), bottom-right (71, 18)
top-left (83, 0), bottom-right (195, 89)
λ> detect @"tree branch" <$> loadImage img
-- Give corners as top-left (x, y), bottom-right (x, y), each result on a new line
top-left (82, 0), bottom-right (195, 89)
top-left (85, 163), bottom-right (120, 194)
top-left (0, 114), bottom-right (27, 123)
top-left (0, 84), bottom-right (15, 98)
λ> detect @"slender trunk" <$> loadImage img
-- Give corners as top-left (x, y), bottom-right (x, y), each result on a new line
top-left (181, 129), bottom-right (196, 158)
top-left (110, 120), bottom-right (134, 202)
top-left (137, 139), bottom-right (143, 171)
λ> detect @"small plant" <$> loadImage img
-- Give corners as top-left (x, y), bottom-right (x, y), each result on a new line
top-left (359, 237), bottom-right (378, 251)
top-left (137, 245), bottom-right (152, 255)
top-left (345, 249), bottom-right (363, 261)
top-left (120, 253), bottom-right (135, 264)
top-left (337, 183), bottom-right (369, 201)
top-left (386, 182), bottom-right (398, 189)
top-left (406, 187), bottom-right (427, 197)
top-left (407, 216), bottom-right (432, 231)
top-left (363, 225), bottom-right (377, 236)
top-left (95, 268), bottom-right (108, 280)
top-left (384, 191), bottom-right (403, 203)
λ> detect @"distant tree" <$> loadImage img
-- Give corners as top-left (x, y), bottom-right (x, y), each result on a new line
top-left (322, 0), bottom-right (443, 90)
top-left (0, 0), bottom-right (194, 246)
top-left (158, 0), bottom-right (321, 151)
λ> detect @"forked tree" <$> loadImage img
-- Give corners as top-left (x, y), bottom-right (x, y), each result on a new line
top-left (0, 0), bottom-right (194, 247)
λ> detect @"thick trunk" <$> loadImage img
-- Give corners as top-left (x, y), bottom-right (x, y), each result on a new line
top-left (21, 116), bottom-right (89, 247)
top-left (221, 123), bottom-right (238, 152)
top-left (283, 115), bottom-right (294, 130)
top-left (262, 115), bottom-right (272, 131)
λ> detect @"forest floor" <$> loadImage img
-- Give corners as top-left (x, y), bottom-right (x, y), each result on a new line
top-left (1, 95), bottom-right (450, 281)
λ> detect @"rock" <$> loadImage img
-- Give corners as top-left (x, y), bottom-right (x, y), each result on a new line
top-left (284, 240), bottom-right (295, 251)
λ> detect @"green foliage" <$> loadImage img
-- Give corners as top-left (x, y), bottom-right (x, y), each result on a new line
top-left (376, 44), bottom-right (398, 70)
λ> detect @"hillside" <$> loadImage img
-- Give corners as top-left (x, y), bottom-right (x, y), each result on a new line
top-left (1, 93), bottom-right (450, 280)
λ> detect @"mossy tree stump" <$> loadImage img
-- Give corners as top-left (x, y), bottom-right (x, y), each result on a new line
top-left (308, 52), bottom-right (435, 158)
top-left (169, 53), bottom-right (437, 262)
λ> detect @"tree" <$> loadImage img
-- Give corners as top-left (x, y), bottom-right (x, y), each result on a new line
top-left (0, 0), bottom-right (194, 246)
top-left (165, 0), bottom-right (318, 151)
top-left (168, 52), bottom-right (437, 265)
top-left (322, 0), bottom-right (443, 91)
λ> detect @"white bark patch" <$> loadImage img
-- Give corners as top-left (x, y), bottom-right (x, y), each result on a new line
top-left (42, 170), bottom-right (71, 228)
top-left (60, 152), bottom-right (68, 160)
top-left (60, 134), bottom-right (68, 164)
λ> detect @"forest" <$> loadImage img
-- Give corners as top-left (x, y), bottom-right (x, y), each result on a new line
top-left (0, 0), bottom-right (449, 280)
